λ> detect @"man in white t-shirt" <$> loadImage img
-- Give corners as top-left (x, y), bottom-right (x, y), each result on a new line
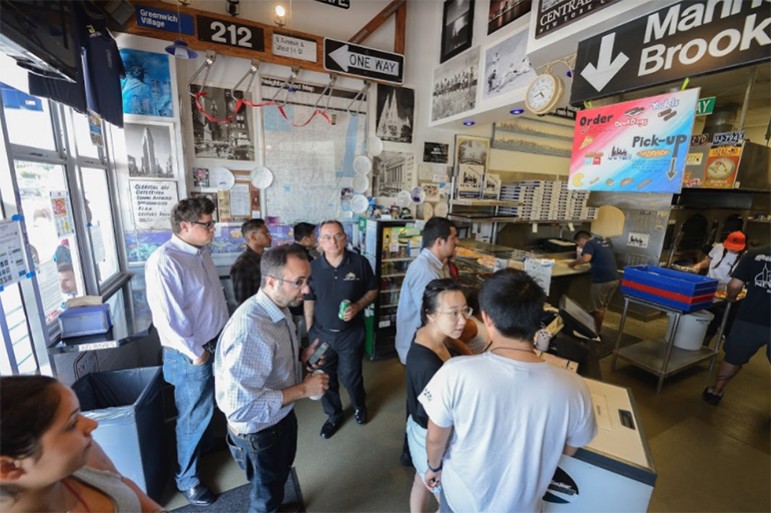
top-left (419, 269), bottom-right (597, 513)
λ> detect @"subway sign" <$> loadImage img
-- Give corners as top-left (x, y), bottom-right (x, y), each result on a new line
top-left (572, 0), bottom-right (771, 103)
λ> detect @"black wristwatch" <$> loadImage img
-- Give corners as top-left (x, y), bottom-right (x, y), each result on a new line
top-left (427, 459), bottom-right (443, 472)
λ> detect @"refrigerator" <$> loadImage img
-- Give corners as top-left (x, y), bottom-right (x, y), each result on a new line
top-left (361, 219), bottom-right (422, 359)
top-left (543, 378), bottom-right (657, 512)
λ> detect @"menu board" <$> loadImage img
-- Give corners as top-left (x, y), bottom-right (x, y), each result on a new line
top-left (569, 89), bottom-right (699, 193)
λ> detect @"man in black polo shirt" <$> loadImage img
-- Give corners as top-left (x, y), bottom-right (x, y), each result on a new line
top-left (305, 220), bottom-right (378, 439)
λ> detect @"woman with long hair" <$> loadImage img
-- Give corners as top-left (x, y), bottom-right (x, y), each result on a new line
top-left (0, 375), bottom-right (163, 512)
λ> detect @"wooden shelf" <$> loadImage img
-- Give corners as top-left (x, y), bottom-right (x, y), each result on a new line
top-left (451, 198), bottom-right (522, 207)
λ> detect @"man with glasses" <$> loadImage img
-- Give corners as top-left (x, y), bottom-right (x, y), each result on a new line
top-left (215, 244), bottom-right (329, 513)
top-left (304, 220), bottom-right (378, 439)
top-left (231, 218), bottom-right (273, 306)
top-left (145, 196), bottom-right (228, 507)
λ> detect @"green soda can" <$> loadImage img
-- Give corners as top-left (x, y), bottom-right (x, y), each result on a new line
top-left (339, 299), bottom-right (351, 320)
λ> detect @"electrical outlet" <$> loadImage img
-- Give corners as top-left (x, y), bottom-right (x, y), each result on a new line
top-left (74, 352), bottom-right (99, 380)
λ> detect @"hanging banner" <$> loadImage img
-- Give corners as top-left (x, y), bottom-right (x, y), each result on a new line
top-left (572, 0), bottom-right (771, 103)
top-left (569, 88), bottom-right (699, 193)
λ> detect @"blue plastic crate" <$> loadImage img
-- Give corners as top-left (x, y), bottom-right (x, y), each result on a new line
top-left (622, 266), bottom-right (718, 297)
top-left (620, 285), bottom-right (714, 312)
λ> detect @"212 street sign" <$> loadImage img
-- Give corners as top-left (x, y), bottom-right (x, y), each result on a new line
top-left (572, 0), bottom-right (770, 103)
top-left (323, 38), bottom-right (404, 84)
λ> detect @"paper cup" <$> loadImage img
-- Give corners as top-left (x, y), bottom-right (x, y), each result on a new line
top-left (309, 369), bottom-right (326, 401)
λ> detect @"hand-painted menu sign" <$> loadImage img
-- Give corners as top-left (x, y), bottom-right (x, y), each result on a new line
top-left (572, 0), bottom-right (771, 103)
top-left (535, 0), bottom-right (619, 39)
top-left (569, 88), bottom-right (699, 193)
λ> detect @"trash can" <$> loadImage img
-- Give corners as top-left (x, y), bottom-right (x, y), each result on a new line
top-left (72, 366), bottom-right (167, 501)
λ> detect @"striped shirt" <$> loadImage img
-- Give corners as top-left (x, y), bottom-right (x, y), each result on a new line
top-left (145, 235), bottom-right (228, 360)
top-left (214, 289), bottom-right (302, 434)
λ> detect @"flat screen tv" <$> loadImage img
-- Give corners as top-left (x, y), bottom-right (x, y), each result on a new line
top-left (0, 0), bottom-right (79, 82)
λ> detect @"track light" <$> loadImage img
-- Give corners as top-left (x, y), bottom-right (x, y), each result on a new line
top-left (274, 4), bottom-right (287, 27)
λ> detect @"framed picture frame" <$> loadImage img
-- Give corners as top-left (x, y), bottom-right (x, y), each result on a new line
top-left (440, 0), bottom-right (475, 64)
top-left (454, 134), bottom-right (490, 198)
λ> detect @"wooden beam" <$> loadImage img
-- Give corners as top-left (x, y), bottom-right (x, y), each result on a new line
top-left (394, 2), bottom-right (407, 55)
top-left (349, 0), bottom-right (406, 48)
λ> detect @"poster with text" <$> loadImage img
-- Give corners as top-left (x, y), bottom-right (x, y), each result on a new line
top-left (569, 89), bottom-right (699, 193)
top-left (129, 180), bottom-right (179, 229)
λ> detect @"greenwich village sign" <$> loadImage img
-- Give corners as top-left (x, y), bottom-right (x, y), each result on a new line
top-left (571, 0), bottom-right (771, 103)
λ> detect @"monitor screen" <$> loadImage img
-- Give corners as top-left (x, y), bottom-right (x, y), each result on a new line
top-left (0, 0), bottom-right (79, 82)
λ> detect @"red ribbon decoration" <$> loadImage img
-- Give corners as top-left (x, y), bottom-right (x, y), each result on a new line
top-left (194, 90), bottom-right (332, 128)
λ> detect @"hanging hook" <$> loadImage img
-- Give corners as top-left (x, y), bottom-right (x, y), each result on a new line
top-left (232, 60), bottom-right (261, 93)
top-left (186, 51), bottom-right (217, 97)
top-left (312, 74), bottom-right (338, 112)
top-left (345, 80), bottom-right (370, 116)
top-left (270, 66), bottom-right (300, 107)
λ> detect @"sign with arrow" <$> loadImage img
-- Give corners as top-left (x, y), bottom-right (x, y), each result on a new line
top-left (323, 38), bottom-right (404, 84)
top-left (568, 88), bottom-right (699, 194)
top-left (571, 0), bottom-right (771, 103)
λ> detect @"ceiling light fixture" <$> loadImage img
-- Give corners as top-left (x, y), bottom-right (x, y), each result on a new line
top-left (274, 4), bottom-right (288, 27)
top-left (463, 120), bottom-right (475, 126)
top-left (165, 1), bottom-right (197, 59)
top-left (510, 108), bottom-right (524, 114)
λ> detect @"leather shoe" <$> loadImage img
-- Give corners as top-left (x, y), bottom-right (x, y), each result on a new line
top-left (320, 420), bottom-right (339, 439)
top-left (179, 484), bottom-right (216, 507)
top-left (354, 407), bottom-right (368, 425)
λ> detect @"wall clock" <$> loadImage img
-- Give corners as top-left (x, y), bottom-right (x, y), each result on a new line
top-left (525, 72), bottom-right (563, 115)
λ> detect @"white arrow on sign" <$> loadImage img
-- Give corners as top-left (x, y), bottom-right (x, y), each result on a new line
top-left (329, 44), bottom-right (400, 76)
top-left (580, 33), bottom-right (629, 93)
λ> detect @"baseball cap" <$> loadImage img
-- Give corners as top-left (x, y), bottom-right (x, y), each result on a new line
top-left (723, 231), bottom-right (746, 251)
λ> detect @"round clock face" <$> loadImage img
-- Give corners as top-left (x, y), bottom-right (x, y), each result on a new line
top-left (526, 73), bottom-right (562, 115)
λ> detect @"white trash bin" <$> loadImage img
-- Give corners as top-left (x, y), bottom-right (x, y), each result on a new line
top-left (665, 310), bottom-right (715, 351)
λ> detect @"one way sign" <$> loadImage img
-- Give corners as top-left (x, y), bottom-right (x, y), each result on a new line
top-left (324, 38), bottom-right (404, 84)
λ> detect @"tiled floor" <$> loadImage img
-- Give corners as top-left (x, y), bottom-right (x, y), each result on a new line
top-left (162, 312), bottom-right (770, 512)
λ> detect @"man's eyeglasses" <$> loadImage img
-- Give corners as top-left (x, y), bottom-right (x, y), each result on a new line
top-left (437, 307), bottom-right (473, 320)
top-left (272, 276), bottom-right (312, 289)
top-left (320, 233), bottom-right (346, 242)
top-left (192, 221), bottom-right (216, 229)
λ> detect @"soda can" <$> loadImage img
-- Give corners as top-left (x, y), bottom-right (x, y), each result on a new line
top-left (339, 299), bottom-right (351, 320)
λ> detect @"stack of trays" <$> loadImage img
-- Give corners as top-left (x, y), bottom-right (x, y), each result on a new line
top-left (621, 266), bottom-right (718, 312)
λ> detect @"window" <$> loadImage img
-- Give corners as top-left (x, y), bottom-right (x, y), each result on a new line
top-left (15, 160), bottom-right (85, 322)
top-left (0, 82), bottom-right (56, 150)
top-left (71, 111), bottom-right (102, 159)
top-left (80, 167), bottom-right (120, 285)
top-left (0, 287), bottom-right (37, 375)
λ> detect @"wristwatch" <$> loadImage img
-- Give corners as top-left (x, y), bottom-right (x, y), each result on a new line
top-left (427, 459), bottom-right (443, 472)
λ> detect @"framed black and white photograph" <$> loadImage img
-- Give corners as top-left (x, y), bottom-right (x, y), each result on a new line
top-left (124, 122), bottom-right (176, 178)
top-left (440, 0), bottom-right (475, 63)
top-left (492, 116), bottom-right (574, 157)
top-left (372, 151), bottom-right (415, 199)
top-left (376, 84), bottom-right (415, 144)
top-left (488, 0), bottom-right (531, 35)
top-left (190, 84), bottom-right (255, 161)
top-left (423, 142), bottom-right (449, 163)
top-left (483, 30), bottom-right (535, 100)
top-left (431, 47), bottom-right (479, 122)
top-left (455, 134), bottom-right (489, 198)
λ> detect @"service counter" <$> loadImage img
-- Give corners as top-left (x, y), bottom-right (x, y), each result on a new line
top-left (455, 239), bottom-right (593, 306)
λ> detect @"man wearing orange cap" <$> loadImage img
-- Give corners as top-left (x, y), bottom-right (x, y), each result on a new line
top-left (692, 231), bottom-right (747, 345)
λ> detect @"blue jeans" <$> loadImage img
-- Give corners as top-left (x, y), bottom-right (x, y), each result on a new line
top-left (162, 348), bottom-right (214, 490)
top-left (227, 411), bottom-right (298, 513)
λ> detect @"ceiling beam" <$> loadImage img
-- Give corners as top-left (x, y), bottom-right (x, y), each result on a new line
top-left (349, 0), bottom-right (407, 52)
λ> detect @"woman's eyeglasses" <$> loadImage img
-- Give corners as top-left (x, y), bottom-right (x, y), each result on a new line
top-left (437, 307), bottom-right (473, 320)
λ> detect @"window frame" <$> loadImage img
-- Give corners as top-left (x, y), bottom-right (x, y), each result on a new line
top-left (0, 86), bottom-right (131, 376)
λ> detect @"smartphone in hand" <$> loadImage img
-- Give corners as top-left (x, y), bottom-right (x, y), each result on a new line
top-left (307, 341), bottom-right (330, 367)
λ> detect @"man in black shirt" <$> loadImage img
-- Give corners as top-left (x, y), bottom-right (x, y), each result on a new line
top-left (292, 222), bottom-right (320, 261)
top-left (703, 245), bottom-right (771, 405)
top-left (230, 219), bottom-right (272, 306)
top-left (304, 220), bottom-right (378, 439)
